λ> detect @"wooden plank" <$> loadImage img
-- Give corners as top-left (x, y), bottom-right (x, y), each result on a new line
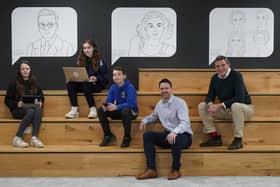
top-left (0, 151), bottom-right (280, 176)
top-left (139, 69), bottom-right (280, 93)
top-left (1, 94), bottom-right (280, 119)
top-left (1, 123), bottom-right (280, 146)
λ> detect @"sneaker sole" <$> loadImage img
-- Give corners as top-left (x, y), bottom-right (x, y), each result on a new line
top-left (65, 115), bottom-right (80, 118)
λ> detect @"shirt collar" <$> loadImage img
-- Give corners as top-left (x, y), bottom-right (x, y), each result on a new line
top-left (162, 94), bottom-right (174, 104)
top-left (218, 68), bottom-right (231, 79)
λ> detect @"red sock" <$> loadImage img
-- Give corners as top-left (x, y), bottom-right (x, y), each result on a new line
top-left (208, 132), bottom-right (218, 137)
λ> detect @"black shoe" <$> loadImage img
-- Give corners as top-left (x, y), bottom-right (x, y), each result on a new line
top-left (99, 134), bottom-right (116, 146)
top-left (200, 135), bottom-right (223, 147)
top-left (120, 136), bottom-right (131, 148)
top-left (228, 137), bottom-right (243, 150)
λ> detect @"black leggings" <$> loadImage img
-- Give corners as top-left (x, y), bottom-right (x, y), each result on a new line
top-left (11, 106), bottom-right (43, 137)
top-left (67, 81), bottom-right (102, 107)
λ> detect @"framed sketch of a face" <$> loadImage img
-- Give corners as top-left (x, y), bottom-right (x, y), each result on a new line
top-left (209, 8), bottom-right (274, 65)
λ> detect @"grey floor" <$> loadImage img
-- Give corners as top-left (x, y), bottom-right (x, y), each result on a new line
top-left (1, 177), bottom-right (280, 187)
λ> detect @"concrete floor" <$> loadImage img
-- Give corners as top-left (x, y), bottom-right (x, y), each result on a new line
top-left (1, 176), bottom-right (280, 187)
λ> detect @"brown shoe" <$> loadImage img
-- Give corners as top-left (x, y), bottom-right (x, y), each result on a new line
top-left (167, 169), bottom-right (180, 180)
top-left (136, 169), bottom-right (158, 180)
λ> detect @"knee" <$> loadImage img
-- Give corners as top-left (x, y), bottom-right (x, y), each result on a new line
top-left (67, 82), bottom-right (74, 90)
top-left (143, 131), bottom-right (154, 142)
top-left (170, 143), bottom-right (180, 150)
top-left (26, 108), bottom-right (35, 116)
top-left (198, 102), bottom-right (207, 113)
top-left (81, 84), bottom-right (92, 93)
top-left (34, 106), bottom-right (42, 114)
top-left (231, 103), bottom-right (243, 113)
top-left (97, 107), bottom-right (104, 115)
top-left (121, 108), bottom-right (131, 117)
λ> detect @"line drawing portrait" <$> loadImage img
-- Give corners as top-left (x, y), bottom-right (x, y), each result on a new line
top-left (256, 9), bottom-right (270, 30)
top-left (252, 29), bottom-right (270, 56)
top-left (229, 9), bottom-right (247, 33)
top-left (128, 11), bottom-right (176, 57)
top-left (26, 8), bottom-right (74, 56)
top-left (209, 8), bottom-right (274, 64)
top-left (226, 31), bottom-right (246, 57)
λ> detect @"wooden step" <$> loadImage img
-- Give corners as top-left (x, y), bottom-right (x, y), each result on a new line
top-left (139, 68), bottom-right (280, 93)
top-left (1, 122), bottom-right (280, 146)
top-left (1, 92), bottom-right (280, 120)
top-left (0, 145), bottom-right (280, 176)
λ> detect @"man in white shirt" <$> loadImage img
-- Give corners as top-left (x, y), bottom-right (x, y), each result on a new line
top-left (136, 78), bottom-right (193, 180)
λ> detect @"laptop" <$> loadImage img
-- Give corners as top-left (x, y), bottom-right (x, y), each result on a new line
top-left (63, 67), bottom-right (91, 82)
top-left (22, 95), bottom-right (41, 108)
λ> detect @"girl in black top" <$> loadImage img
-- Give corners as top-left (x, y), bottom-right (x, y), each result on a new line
top-left (65, 40), bottom-right (109, 118)
top-left (5, 60), bottom-right (45, 148)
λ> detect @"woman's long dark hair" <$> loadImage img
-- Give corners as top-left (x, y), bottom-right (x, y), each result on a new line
top-left (16, 60), bottom-right (37, 97)
top-left (77, 40), bottom-right (101, 72)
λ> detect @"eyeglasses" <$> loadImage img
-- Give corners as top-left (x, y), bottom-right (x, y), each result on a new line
top-left (38, 22), bottom-right (55, 29)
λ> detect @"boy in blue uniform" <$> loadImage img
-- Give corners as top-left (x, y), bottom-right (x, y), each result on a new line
top-left (97, 67), bottom-right (138, 148)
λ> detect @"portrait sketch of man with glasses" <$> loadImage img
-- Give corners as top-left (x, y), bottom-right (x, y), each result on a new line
top-left (26, 8), bottom-right (74, 56)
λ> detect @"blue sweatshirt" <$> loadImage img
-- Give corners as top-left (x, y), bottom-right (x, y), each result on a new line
top-left (105, 79), bottom-right (138, 113)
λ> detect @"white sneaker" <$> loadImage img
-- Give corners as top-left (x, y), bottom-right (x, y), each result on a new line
top-left (30, 136), bottom-right (44, 148)
top-left (12, 136), bottom-right (29, 148)
top-left (88, 106), bottom-right (97, 118)
top-left (65, 106), bottom-right (79, 118)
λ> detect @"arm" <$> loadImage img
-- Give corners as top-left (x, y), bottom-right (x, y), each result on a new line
top-left (205, 76), bottom-right (216, 105)
top-left (36, 85), bottom-right (45, 108)
top-left (205, 75), bottom-right (224, 114)
top-left (4, 82), bottom-right (18, 111)
top-left (223, 72), bottom-right (246, 108)
top-left (139, 104), bottom-right (159, 131)
top-left (95, 60), bottom-right (109, 88)
top-left (172, 100), bottom-right (191, 134)
top-left (116, 85), bottom-right (137, 110)
top-left (105, 85), bottom-right (115, 104)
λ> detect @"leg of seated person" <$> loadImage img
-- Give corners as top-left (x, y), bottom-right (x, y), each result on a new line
top-left (228, 103), bottom-right (254, 150)
top-left (13, 108), bottom-right (35, 137)
top-left (30, 106), bottom-right (44, 148)
top-left (31, 105), bottom-right (43, 137)
top-left (137, 131), bottom-right (170, 180)
top-left (198, 102), bottom-right (217, 133)
top-left (120, 108), bottom-right (137, 147)
top-left (97, 107), bottom-right (117, 146)
top-left (11, 108), bottom-right (35, 147)
top-left (66, 82), bottom-right (80, 118)
top-left (231, 103), bottom-right (255, 138)
top-left (168, 133), bottom-right (192, 180)
top-left (67, 82), bottom-right (80, 106)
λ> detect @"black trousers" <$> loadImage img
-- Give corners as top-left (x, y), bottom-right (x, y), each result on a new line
top-left (67, 82), bottom-right (102, 107)
top-left (97, 107), bottom-right (137, 138)
top-left (11, 105), bottom-right (43, 137)
top-left (143, 130), bottom-right (192, 170)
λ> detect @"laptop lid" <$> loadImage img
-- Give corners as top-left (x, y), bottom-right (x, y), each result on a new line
top-left (62, 67), bottom-right (90, 82)
top-left (22, 95), bottom-right (41, 104)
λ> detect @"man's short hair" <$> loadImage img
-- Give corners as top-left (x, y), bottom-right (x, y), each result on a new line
top-left (37, 9), bottom-right (58, 24)
top-left (159, 78), bottom-right (172, 88)
top-left (113, 66), bottom-right (126, 75)
top-left (213, 55), bottom-right (230, 65)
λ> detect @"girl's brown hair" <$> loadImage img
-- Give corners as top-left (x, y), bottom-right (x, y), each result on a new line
top-left (16, 60), bottom-right (37, 97)
top-left (77, 40), bottom-right (101, 72)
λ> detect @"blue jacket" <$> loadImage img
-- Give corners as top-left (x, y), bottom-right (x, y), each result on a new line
top-left (105, 79), bottom-right (138, 113)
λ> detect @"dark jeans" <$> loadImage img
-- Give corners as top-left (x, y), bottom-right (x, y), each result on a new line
top-left (97, 107), bottom-right (137, 138)
top-left (11, 105), bottom-right (43, 137)
top-left (67, 82), bottom-right (102, 107)
top-left (143, 131), bottom-right (192, 170)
